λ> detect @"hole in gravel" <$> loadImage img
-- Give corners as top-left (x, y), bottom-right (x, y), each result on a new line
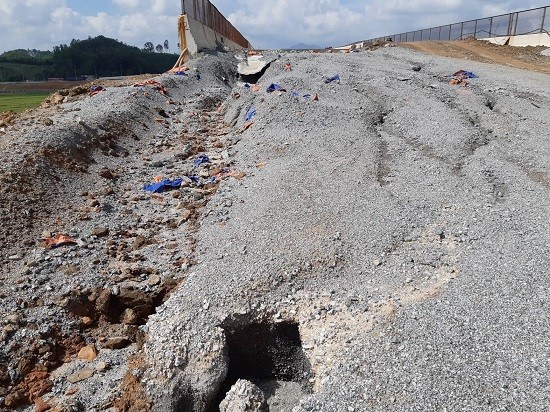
top-left (484, 99), bottom-right (495, 110)
top-left (239, 61), bottom-right (271, 85)
top-left (208, 321), bottom-right (312, 412)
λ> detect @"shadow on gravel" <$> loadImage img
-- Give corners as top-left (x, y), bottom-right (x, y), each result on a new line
top-left (207, 321), bottom-right (312, 411)
top-left (239, 62), bottom-right (271, 84)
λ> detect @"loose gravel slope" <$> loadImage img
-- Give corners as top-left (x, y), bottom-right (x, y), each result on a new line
top-left (1, 45), bottom-right (549, 411)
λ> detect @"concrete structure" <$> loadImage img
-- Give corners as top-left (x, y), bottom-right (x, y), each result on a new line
top-left (482, 33), bottom-right (550, 47)
top-left (185, 14), bottom-right (247, 56)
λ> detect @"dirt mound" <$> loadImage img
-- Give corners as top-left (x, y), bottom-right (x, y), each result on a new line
top-left (402, 38), bottom-right (550, 73)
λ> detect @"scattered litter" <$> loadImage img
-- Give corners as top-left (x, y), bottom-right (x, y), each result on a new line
top-left (133, 80), bottom-right (168, 95)
top-left (232, 92), bottom-right (241, 99)
top-left (324, 74), bottom-right (340, 84)
top-left (256, 162), bottom-right (267, 169)
top-left (228, 170), bottom-right (247, 180)
top-left (244, 83), bottom-right (251, 88)
top-left (216, 169), bottom-right (247, 180)
top-left (88, 86), bottom-right (105, 96)
top-left (452, 70), bottom-right (478, 79)
top-left (194, 154), bottom-right (211, 167)
top-left (143, 178), bottom-right (183, 193)
top-left (412, 64), bottom-right (422, 72)
top-left (291, 90), bottom-right (299, 97)
top-left (42, 234), bottom-right (77, 248)
top-left (245, 108), bottom-right (256, 121)
top-left (169, 66), bottom-right (189, 75)
top-left (449, 70), bottom-right (478, 86)
top-left (267, 84), bottom-right (285, 93)
top-left (284, 62), bottom-right (292, 71)
top-left (195, 72), bottom-right (201, 80)
top-left (304, 93), bottom-right (319, 101)
top-left (241, 121), bottom-right (254, 132)
top-left (252, 84), bottom-right (261, 92)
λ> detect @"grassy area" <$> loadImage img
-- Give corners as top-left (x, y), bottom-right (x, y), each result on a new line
top-left (0, 92), bottom-right (49, 113)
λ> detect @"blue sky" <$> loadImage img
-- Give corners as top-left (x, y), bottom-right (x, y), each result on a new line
top-left (0, 0), bottom-right (548, 53)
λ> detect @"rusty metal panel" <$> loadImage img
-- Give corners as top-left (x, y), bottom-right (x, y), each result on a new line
top-left (182, 0), bottom-right (251, 48)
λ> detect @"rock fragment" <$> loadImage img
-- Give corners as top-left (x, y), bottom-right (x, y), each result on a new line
top-left (219, 379), bottom-right (268, 412)
top-left (67, 368), bottom-right (94, 384)
top-left (77, 345), bottom-right (97, 361)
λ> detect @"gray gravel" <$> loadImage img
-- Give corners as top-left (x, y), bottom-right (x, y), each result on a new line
top-left (143, 47), bottom-right (550, 411)
top-left (1, 45), bottom-right (549, 411)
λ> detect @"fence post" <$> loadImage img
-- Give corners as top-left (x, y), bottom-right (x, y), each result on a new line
top-left (181, 0), bottom-right (185, 14)
top-left (513, 12), bottom-right (519, 35)
top-left (542, 7), bottom-right (547, 33)
top-left (488, 17), bottom-right (493, 36)
top-left (439, 26), bottom-right (442, 40)
top-left (448, 25), bottom-right (451, 40)
top-left (474, 19), bottom-right (478, 38)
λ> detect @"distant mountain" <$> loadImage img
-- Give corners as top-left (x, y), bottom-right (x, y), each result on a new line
top-left (288, 43), bottom-right (322, 50)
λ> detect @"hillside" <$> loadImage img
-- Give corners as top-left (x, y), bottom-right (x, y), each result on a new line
top-left (0, 36), bottom-right (177, 82)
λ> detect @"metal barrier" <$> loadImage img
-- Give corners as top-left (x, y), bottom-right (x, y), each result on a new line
top-left (181, 0), bottom-right (251, 49)
top-left (359, 5), bottom-right (550, 44)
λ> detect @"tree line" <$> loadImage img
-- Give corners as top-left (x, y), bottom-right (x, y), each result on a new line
top-left (0, 36), bottom-right (176, 82)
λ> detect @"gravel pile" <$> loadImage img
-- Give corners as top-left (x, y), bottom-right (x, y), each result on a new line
top-left (1, 45), bottom-right (549, 411)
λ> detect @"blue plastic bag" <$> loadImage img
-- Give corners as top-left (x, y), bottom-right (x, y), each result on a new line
top-left (144, 178), bottom-right (183, 193)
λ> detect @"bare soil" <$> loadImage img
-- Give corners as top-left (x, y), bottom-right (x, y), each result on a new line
top-left (402, 38), bottom-right (550, 74)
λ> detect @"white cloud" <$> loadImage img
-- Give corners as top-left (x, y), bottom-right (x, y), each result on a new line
top-left (226, 0), bottom-right (365, 48)
top-left (85, 12), bottom-right (116, 34)
top-left (113, 0), bottom-right (140, 8)
top-left (118, 13), bottom-right (151, 39)
top-left (150, 0), bottom-right (168, 15)
top-left (0, 0), bottom-right (549, 53)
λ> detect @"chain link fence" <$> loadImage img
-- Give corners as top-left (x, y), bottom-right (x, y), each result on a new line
top-left (181, 0), bottom-right (251, 48)
top-left (361, 5), bottom-right (549, 44)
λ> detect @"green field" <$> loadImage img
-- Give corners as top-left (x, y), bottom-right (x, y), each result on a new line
top-left (0, 93), bottom-right (49, 113)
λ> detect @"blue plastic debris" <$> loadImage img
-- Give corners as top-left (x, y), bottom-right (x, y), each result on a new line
top-left (194, 154), bottom-right (211, 167)
top-left (174, 70), bottom-right (188, 76)
top-left (266, 83), bottom-right (284, 93)
top-left (244, 83), bottom-right (251, 88)
top-left (245, 107), bottom-right (256, 121)
top-left (451, 70), bottom-right (478, 79)
top-left (303, 94), bottom-right (311, 100)
top-left (144, 178), bottom-right (183, 193)
top-left (291, 90), bottom-right (299, 97)
top-left (324, 74), bottom-right (340, 84)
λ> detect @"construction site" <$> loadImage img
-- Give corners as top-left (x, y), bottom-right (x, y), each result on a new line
top-left (1, 2), bottom-right (550, 411)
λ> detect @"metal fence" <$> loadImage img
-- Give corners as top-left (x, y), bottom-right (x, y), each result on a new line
top-left (181, 0), bottom-right (251, 48)
top-left (361, 5), bottom-right (550, 44)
